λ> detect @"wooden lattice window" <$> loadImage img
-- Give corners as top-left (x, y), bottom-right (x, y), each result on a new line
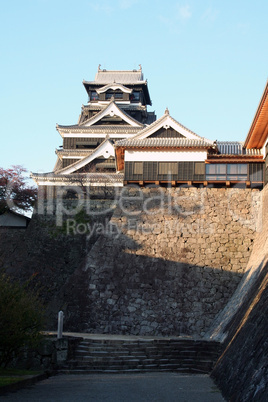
top-left (158, 162), bottom-right (177, 175)
top-left (134, 162), bottom-right (143, 175)
top-left (227, 164), bottom-right (248, 180)
top-left (194, 162), bottom-right (205, 175)
top-left (249, 163), bottom-right (263, 182)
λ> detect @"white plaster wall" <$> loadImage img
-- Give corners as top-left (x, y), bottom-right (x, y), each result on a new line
top-left (262, 138), bottom-right (268, 157)
top-left (125, 150), bottom-right (207, 162)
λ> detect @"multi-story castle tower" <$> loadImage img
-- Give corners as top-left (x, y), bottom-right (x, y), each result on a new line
top-left (32, 66), bottom-right (156, 196)
top-left (55, 65), bottom-right (156, 172)
top-left (32, 68), bottom-right (267, 196)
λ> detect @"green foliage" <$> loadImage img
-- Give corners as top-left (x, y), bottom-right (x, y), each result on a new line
top-left (0, 376), bottom-right (24, 387)
top-left (0, 368), bottom-right (41, 376)
top-left (0, 273), bottom-right (45, 368)
top-left (0, 368), bottom-right (42, 387)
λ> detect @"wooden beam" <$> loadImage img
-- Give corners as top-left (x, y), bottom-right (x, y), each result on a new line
top-left (207, 156), bottom-right (264, 162)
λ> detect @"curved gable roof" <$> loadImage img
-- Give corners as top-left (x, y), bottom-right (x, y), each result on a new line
top-left (96, 83), bottom-right (132, 94)
top-left (244, 80), bottom-right (268, 149)
top-left (56, 139), bottom-right (115, 175)
top-left (81, 101), bottom-right (143, 128)
top-left (57, 101), bottom-right (144, 132)
top-left (131, 109), bottom-right (214, 144)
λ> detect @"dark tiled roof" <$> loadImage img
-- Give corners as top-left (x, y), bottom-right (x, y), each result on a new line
top-left (31, 172), bottom-right (124, 183)
top-left (83, 71), bottom-right (145, 86)
top-left (57, 125), bottom-right (141, 133)
top-left (132, 113), bottom-right (205, 141)
top-left (216, 141), bottom-right (262, 155)
top-left (94, 69), bottom-right (144, 84)
top-left (82, 104), bottom-right (147, 111)
top-left (82, 104), bottom-right (103, 110)
top-left (70, 173), bottom-right (123, 183)
top-left (115, 138), bottom-right (213, 148)
top-left (56, 139), bottom-right (114, 174)
top-left (56, 149), bottom-right (94, 157)
top-left (79, 101), bottom-right (144, 128)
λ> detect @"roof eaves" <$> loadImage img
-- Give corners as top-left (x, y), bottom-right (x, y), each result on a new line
top-left (56, 138), bottom-right (114, 174)
top-left (115, 138), bottom-right (213, 148)
top-left (244, 79), bottom-right (268, 148)
top-left (80, 101), bottom-right (144, 128)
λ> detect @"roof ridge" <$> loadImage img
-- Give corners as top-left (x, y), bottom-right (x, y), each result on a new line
top-left (131, 112), bottom-right (207, 141)
top-left (115, 137), bottom-right (212, 147)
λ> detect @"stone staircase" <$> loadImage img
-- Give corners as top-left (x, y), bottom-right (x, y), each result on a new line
top-left (59, 337), bottom-right (221, 374)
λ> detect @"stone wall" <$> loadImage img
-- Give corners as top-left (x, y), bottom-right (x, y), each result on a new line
top-left (0, 186), bottom-right (262, 337)
top-left (9, 336), bottom-right (79, 373)
top-left (211, 184), bottom-right (268, 401)
top-left (0, 198), bottom-right (116, 328)
top-left (63, 186), bottom-right (261, 337)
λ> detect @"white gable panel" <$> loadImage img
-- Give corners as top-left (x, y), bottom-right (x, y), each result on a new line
top-left (83, 102), bottom-right (142, 128)
top-left (125, 150), bottom-right (207, 162)
top-left (135, 114), bottom-right (214, 144)
top-left (59, 140), bottom-right (115, 175)
top-left (96, 83), bottom-right (132, 94)
top-left (262, 139), bottom-right (268, 157)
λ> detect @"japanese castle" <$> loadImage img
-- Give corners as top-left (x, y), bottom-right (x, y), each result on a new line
top-left (32, 66), bottom-right (268, 194)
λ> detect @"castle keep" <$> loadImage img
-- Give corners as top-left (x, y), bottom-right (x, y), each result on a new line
top-left (27, 67), bottom-right (268, 338)
top-left (2, 68), bottom-right (268, 399)
top-left (31, 66), bottom-right (268, 193)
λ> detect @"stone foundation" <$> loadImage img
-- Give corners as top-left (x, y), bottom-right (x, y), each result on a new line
top-left (211, 184), bottom-right (268, 400)
top-left (0, 186), bottom-right (262, 337)
top-left (63, 186), bottom-right (261, 336)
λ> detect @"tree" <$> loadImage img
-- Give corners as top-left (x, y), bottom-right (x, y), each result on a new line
top-left (0, 166), bottom-right (37, 215)
top-left (0, 273), bottom-right (45, 367)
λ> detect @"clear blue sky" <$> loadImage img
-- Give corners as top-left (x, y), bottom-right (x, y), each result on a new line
top-left (1, 0), bottom-right (267, 175)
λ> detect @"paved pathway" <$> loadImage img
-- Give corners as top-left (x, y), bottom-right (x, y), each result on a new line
top-left (3, 373), bottom-right (225, 401)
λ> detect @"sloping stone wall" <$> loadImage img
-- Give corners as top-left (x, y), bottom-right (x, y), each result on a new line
top-left (211, 184), bottom-right (268, 401)
top-left (62, 186), bottom-right (261, 336)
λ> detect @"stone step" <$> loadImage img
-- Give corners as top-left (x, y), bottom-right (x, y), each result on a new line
top-left (61, 336), bottom-right (221, 374)
top-left (76, 343), bottom-right (219, 350)
top-left (58, 368), bottom-right (198, 375)
top-left (74, 351), bottom-right (219, 360)
top-left (73, 353), bottom-right (216, 362)
top-left (76, 344), bottom-right (220, 353)
top-left (58, 366), bottom-right (209, 375)
top-left (63, 360), bottom-right (214, 374)
top-left (77, 341), bottom-right (217, 347)
top-left (68, 356), bottom-right (214, 365)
